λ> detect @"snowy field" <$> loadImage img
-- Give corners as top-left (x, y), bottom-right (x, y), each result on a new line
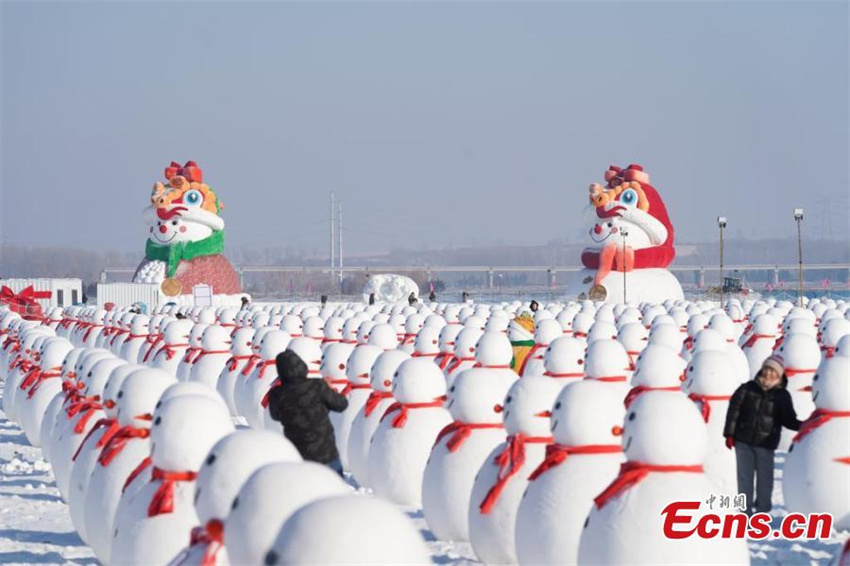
top-left (0, 380), bottom-right (845, 566)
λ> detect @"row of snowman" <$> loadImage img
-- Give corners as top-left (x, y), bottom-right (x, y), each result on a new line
top-left (2, 294), bottom-right (849, 565)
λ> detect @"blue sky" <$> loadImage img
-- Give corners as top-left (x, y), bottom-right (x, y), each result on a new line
top-left (1, 1), bottom-right (847, 256)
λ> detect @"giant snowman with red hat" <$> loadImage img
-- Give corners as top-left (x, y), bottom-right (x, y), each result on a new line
top-left (569, 164), bottom-right (684, 303)
top-left (133, 161), bottom-right (241, 296)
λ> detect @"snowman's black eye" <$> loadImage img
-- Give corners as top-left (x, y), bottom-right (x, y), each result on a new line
top-left (265, 550), bottom-right (279, 565)
top-left (555, 401), bottom-right (562, 410)
top-left (155, 401), bottom-right (162, 409)
top-left (117, 391), bottom-right (123, 399)
top-left (206, 453), bottom-right (216, 465)
top-left (505, 396), bottom-right (513, 404)
top-left (813, 374), bottom-right (819, 381)
top-left (450, 386), bottom-right (456, 392)
top-left (628, 412), bottom-right (636, 421)
top-left (231, 497), bottom-right (239, 510)
top-left (154, 416), bottom-right (162, 425)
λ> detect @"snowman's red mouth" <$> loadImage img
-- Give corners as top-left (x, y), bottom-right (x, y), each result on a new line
top-left (596, 205), bottom-right (626, 219)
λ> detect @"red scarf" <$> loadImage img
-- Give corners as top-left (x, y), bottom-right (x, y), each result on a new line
top-left (186, 519), bottom-right (225, 566)
top-left (543, 371), bottom-right (583, 378)
top-left (82, 324), bottom-right (104, 343)
top-left (742, 334), bottom-right (775, 349)
top-left (364, 391), bottom-right (394, 417)
top-left (446, 356), bottom-right (475, 375)
top-left (434, 421), bottom-right (504, 452)
top-left (122, 456), bottom-right (152, 493)
top-left (260, 378), bottom-right (281, 409)
top-left (688, 392), bottom-right (731, 422)
top-left (435, 353), bottom-right (454, 371)
top-left (624, 385), bottom-right (681, 408)
top-left (341, 382), bottom-right (371, 397)
top-left (142, 334), bottom-right (164, 363)
top-left (157, 343), bottom-right (188, 362)
top-left (590, 375), bottom-right (628, 382)
top-left (412, 351), bottom-right (439, 358)
top-left (26, 370), bottom-right (62, 398)
top-left (72, 418), bottom-right (120, 461)
top-left (479, 434), bottom-right (553, 514)
top-left (381, 397), bottom-right (446, 428)
top-left (258, 360), bottom-right (277, 379)
top-left (192, 350), bottom-right (231, 364)
top-left (473, 363), bottom-right (512, 369)
top-left (793, 409), bottom-right (850, 443)
top-left (181, 347), bottom-right (202, 364)
top-left (528, 443), bottom-right (622, 482)
top-left (241, 355), bottom-right (261, 376)
top-left (99, 423), bottom-right (151, 466)
top-left (148, 467), bottom-right (198, 517)
top-left (110, 328), bottom-right (129, 346)
top-left (594, 461), bottom-right (703, 509)
top-left (225, 354), bottom-right (253, 372)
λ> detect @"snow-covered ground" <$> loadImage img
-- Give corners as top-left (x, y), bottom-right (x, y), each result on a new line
top-left (0, 380), bottom-right (846, 565)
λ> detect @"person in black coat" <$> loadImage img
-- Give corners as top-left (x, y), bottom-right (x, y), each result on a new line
top-left (724, 355), bottom-right (801, 514)
top-left (266, 350), bottom-right (348, 474)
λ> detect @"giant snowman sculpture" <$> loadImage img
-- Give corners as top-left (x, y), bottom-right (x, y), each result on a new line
top-left (570, 164), bottom-right (683, 303)
top-left (133, 161), bottom-right (242, 296)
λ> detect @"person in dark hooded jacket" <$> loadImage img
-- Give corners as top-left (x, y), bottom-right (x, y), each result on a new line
top-left (724, 355), bottom-right (801, 514)
top-left (267, 350), bottom-right (348, 474)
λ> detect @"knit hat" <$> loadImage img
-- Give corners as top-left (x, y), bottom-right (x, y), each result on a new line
top-left (761, 355), bottom-right (785, 376)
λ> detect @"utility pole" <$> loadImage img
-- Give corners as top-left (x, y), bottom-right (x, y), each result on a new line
top-left (717, 216), bottom-right (727, 307)
top-left (338, 200), bottom-right (344, 287)
top-left (330, 192), bottom-right (336, 286)
top-left (795, 208), bottom-right (804, 306)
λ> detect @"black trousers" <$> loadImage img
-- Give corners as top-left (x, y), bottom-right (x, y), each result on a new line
top-left (735, 442), bottom-right (775, 514)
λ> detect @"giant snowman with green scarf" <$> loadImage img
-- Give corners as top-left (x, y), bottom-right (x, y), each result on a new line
top-left (133, 160), bottom-right (242, 295)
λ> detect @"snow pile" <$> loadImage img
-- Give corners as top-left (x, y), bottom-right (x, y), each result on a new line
top-left (362, 274), bottom-right (419, 304)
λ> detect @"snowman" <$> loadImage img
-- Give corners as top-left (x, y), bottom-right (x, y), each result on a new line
top-left (111, 395), bottom-right (234, 565)
top-left (682, 350), bottom-right (739, 494)
top-left (84, 367), bottom-right (176, 563)
top-left (577, 391), bottom-right (750, 565)
top-left (215, 326), bottom-right (256, 415)
top-left (347, 349), bottom-right (410, 487)
top-left (784, 355), bottom-right (850, 529)
top-left (422, 367), bottom-right (514, 542)
top-left (470, 376), bottom-right (563, 565)
top-left (571, 164), bottom-right (683, 303)
top-left (775, 332), bottom-right (821, 450)
top-left (515, 380), bottom-right (625, 565)
top-left (187, 325), bottom-right (233, 389)
top-left (170, 429), bottom-right (301, 565)
top-left (265, 495), bottom-right (432, 565)
top-left (223, 462), bottom-right (351, 566)
top-left (133, 161), bottom-right (241, 296)
top-left (369, 358), bottom-right (452, 507)
top-left (332, 342), bottom-right (383, 469)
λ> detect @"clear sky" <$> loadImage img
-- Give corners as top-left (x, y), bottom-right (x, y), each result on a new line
top-left (1, 1), bottom-right (847, 256)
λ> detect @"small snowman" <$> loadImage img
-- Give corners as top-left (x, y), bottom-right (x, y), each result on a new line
top-left (422, 367), bottom-right (514, 542)
top-left (347, 349), bottom-right (410, 488)
top-left (469, 375), bottom-right (564, 565)
top-left (577, 391), bottom-right (749, 565)
top-left (169, 429), bottom-right (301, 565)
top-left (264, 495), bottom-right (432, 565)
top-left (784, 355), bottom-right (850, 529)
top-left (369, 358), bottom-right (452, 507)
top-left (111, 395), bottom-right (235, 565)
top-left (515, 380), bottom-right (625, 565)
top-left (187, 325), bottom-right (232, 389)
top-left (682, 350), bottom-right (739, 494)
top-left (223, 462), bottom-right (350, 566)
